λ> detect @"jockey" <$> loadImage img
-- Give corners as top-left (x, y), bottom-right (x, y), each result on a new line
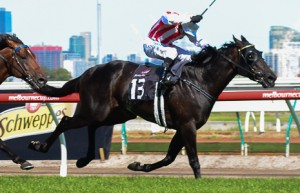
top-left (143, 11), bottom-right (207, 85)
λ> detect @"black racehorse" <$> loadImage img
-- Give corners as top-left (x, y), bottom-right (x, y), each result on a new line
top-left (0, 34), bottom-right (47, 170)
top-left (29, 36), bottom-right (276, 178)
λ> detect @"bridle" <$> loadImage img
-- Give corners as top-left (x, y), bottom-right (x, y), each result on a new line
top-left (220, 44), bottom-right (265, 84)
top-left (0, 44), bottom-right (40, 88)
top-left (179, 44), bottom-right (266, 102)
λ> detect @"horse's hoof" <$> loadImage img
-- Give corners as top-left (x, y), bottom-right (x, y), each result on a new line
top-left (28, 141), bottom-right (47, 153)
top-left (20, 161), bottom-right (34, 170)
top-left (76, 158), bottom-right (92, 168)
top-left (127, 162), bottom-right (143, 171)
top-left (28, 141), bottom-right (40, 151)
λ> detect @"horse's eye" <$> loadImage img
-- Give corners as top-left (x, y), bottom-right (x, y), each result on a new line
top-left (246, 52), bottom-right (257, 62)
top-left (19, 54), bottom-right (27, 59)
top-left (16, 50), bottom-right (28, 59)
top-left (248, 53), bottom-right (253, 60)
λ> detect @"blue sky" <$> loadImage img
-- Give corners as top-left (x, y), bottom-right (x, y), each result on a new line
top-left (2, 0), bottom-right (300, 60)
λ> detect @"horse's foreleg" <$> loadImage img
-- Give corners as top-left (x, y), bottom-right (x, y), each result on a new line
top-left (180, 126), bottom-right (201, 179)
top-left (29, 115), bottom-right (89, 153)
top-left (127, 131), bottom-right (184, 172)
top-left (0, 139), bottom-right (33, 170)
top-left (76, 125), bottom-right (97, 168)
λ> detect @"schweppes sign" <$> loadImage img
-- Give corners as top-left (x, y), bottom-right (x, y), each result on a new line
top-left (0, 103), bottom-right (76, 141)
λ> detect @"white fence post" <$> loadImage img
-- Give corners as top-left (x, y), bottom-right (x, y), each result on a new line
top-left (251, 112), bottom-right (258, 132)
top-left (245, 112), bottom-right (257, 132)
top-left (259, 111), bottom-right (265, 133)
top-left (45, 103), bottom-right (67, 177)
top-left (245, 112), bottom-right (250, 132)
top-left (276, 112), bottom-right (281, 132)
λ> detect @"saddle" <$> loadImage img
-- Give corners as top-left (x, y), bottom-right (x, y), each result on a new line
top-left (127, 60), bottom-right (189, 127)
top-left (128, 60), bottom-right (189, 101)
top-left (128, 65), bottom-right (162, 101)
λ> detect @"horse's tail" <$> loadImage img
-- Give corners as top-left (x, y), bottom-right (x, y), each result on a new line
top-left (37, 77), bottom-right (80, 97)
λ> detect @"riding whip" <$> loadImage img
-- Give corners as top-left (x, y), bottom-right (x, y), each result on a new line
top-left (200, 0), bottom-right (217, 16)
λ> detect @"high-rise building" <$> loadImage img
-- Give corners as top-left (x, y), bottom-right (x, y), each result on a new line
top-left (80, 32), bottom-right (92, 62)
top-left (64, 32), bottom-right (96, 78)
top-left (269, 26), bottom-right (300, 49)
top-left (127, 53), bottom-right (143, 64)
top-left (102, 54), bottom-right (118, 63)
top-left (97, 1), bottom-right (102, 64)
top-left (68, 33), bottom-right (93, 62)
top-left (69, 35), bottom-right (85, 59)
top-left (0, 8), bottom-right (12, 33)
top-left (63, 59), bottom-right (95, 78)
top-left (30, 45), bottom-right (63, 69)
top-left (62, 51), bottom-right (81, 60)
top-left (266, 26), bottom-right (300, 77)
top-left (102, 54), bottom-right (113, 63)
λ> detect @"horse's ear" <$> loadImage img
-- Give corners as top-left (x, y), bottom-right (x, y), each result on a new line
top-left (241, 35), bottom-right (249, 43)
top-left (233, 35), bottom-right (242, 44)
top-left (233, 35), bottom-right (238, 42)
top-left (233, 35), bottom-right (245, 47)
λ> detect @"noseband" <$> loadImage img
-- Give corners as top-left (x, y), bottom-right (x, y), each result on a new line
top-left (220, 44), bottom-right (265, 83)
top-left (0, 45), bottom-right (39, 88)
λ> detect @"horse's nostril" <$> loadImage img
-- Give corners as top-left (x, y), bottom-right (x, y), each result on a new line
top-left (268, 75), bottom-right (277, 83)
top-left (38, 77), bottom-right (47, 85)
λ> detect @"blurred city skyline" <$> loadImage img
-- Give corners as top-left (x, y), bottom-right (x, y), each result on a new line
top-left (2, 0), bottom-right (300, 60)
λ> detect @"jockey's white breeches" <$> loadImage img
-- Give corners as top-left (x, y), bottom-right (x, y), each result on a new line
top-left (143, 38), bottom-right (191, 62)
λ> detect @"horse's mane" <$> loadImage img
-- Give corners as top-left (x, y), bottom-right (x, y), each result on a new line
top-left (220, 41), bottom-right (236, 50)
top-left (0, 34), bottom-right (23, 50)
top-left (191, 42), bottom-right (236, 64)
top-left (191, 45), bottom-right (218, 63)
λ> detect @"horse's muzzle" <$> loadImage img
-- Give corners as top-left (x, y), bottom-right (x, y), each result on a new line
top-left (27, 75), bottom-right (48, 90)
top-left (261, 74), bottom-right (277, 88)
top-left (37, 77), bottom-right (47, 86)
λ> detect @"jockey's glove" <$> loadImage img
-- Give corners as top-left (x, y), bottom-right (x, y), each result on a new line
top-left (195, 39), bottom-right (209, 49)
top-left (190, 15), bottom-right (203, 23)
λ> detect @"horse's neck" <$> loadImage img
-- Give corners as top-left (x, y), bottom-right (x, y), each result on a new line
top-left (192, 54), bottom-right (237, 99)
top-left (208, 63), bottom-right (236, 97)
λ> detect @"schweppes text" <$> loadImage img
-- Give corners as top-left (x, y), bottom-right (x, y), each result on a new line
top-left (0, 113), bottom-right (54, 137)
top-left (0, 104), bottom-right (75, 140)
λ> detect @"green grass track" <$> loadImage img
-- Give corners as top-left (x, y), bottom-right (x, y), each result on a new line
top-left (0, 176), bottom-right (299, 193)
top-left (110, 142), bottom-right (300, 154)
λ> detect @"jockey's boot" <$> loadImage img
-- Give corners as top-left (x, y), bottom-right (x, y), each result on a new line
top-left (160, 57), bottom-right (175, 87)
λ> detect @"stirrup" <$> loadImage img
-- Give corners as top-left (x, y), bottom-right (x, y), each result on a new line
top-left (163, 66), bottom-right (177, 85)
top-left (161, 74), bottom-right (176, 87)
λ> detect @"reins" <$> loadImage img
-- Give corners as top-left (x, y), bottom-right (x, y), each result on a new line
top-left (178, 44), bottom-right (262, 102)
top-left (220, 44), bottom-right (265, 83)
top-left (179, 77), bottom-right (216, 101)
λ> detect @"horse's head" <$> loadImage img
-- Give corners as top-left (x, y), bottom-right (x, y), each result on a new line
top-left (0, 34), bottom-right (47, 89)
top-left (232, 35), bottom-right (276, 88)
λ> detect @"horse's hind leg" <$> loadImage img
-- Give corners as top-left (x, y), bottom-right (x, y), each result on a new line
top-left (29, 114), bottom-right (90, 153)
top-left (77, 124), bottom-right (114, 168)
top-left (0, 138), bottom-right (33, 170)
top-left (128, 131), bottom-right (184, 172)
top-left (76, 125), bottom-right (97, 168)
top-left (128, 125), bottom-right (201, 179)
